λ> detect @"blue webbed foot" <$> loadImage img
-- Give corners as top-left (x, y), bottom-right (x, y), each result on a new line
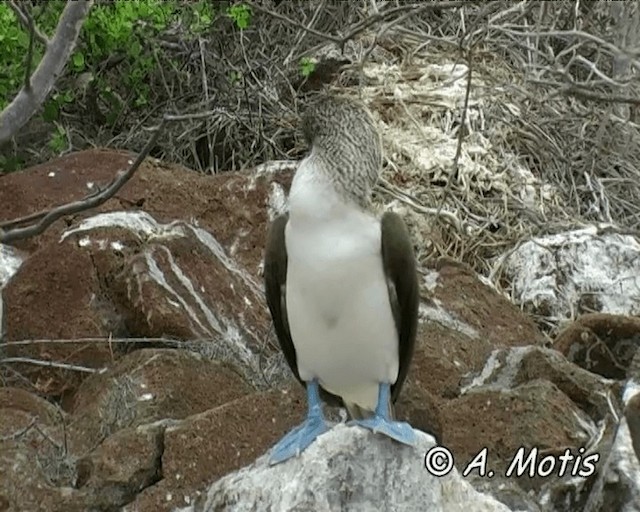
top-left (269, 379), bottom-right (329, 465)
top-left (351, 415), bottom-right (416, 446)
top-left (349, 382), bottom-right (416, 446)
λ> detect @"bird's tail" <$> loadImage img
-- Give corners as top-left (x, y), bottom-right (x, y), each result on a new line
top-left (344, 399), bottom-right (395, 420)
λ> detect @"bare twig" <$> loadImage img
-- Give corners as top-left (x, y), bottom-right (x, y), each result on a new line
top-left (434, 40), bottom-right (475, 225)
top-left (284, 0), bottom-right (326, 65)
top-left (339, 1), bottom-right (467, 47)
top-left (494, 27), bottom-right (640, 66)
top-left (0, 417), bottom-right (37, 442)
top-left (0, 337), bottom-right (192, 347)
top-left (22, 4), bottom-right (37, 90)
top-left (7, 1), bottom-right (49, 45)
top-left (565, 87), bottom-right (640, 106)
top-left (0, 117), bottom-right (164, 244)
top-left (377, 178), bottom-right (465, 232)
top-left (0, 357), bottom-right (101, 374)
top-left (247, 2), bottom-right (342, 44)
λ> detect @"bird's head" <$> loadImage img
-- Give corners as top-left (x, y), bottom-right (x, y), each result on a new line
top-left (300, 95), bottom-right (382, 207)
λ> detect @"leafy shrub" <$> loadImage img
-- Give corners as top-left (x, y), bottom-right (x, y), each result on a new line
top-left (227, 4), bottom-right (251, 29)
top-left (0, 0), bottom-right (284, 173)
top-left (0, 0), bottom-right (219, 131)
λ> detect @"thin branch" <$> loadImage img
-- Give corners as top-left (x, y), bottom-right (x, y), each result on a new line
top-left (247, 2), bottom-right (342, 44)
top-left (339, 1), bottom-right (468, 47)
top-left (434, 45), bottom-right (474, 223)
top-left (0, 357), bottom-right (101, 374)
top-left (0, 417), bottom-right (37, 442)
top-left (8, 1), bottom-right (49, 45)
top-left (284, 0), bottom-right (326, 65)
top-left (23, 4), bottom-right (36, 90)
top-left (0, 0), bottom-right (94, 144)
top-left (249, 1), bottom-right (468, 51)
top-left (164, 109), bottom-right (229, 122)
top-left (377, 178), bottom-right (465, 232)
top-left (0, 118), bottom-right (165, 244)
top-left (0, 207), bottom-right (54, 231)
top-left (198, 37), bottom-right (213, 173)
top-left (0, 337), bottom-right (194, 347)
top-left (0, 296), bottom-right (4, 344)
top-left (529, 81), bottom-right (640, 106)
top-left (495, 27), bottom-right (640, 65)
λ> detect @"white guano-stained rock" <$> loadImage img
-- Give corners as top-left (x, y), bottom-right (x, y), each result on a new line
top-left (176, 425), bottom-right (514, 512)
top-left (496, 226), bottom-right (640, 323)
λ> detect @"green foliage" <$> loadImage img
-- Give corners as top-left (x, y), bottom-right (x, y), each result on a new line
top-left (0, 6), bottom-right (32, 110)
top-left (228, 4), bottom-right (252, 29)
top-left (48, 124), bottom-right (67, 153)
top-left (79, 0), bottom-right (177, 112)
top-left (299, 57), bottom-right (316, 78)
top-left (0, 0), bottom-right (218, 121)
top-left (228, 70), bottom-right (243, 86)
top-left (0, 1), bottom-right (66, 110)
top-left (71, 51), bottom-right (85, 72)
top-left (0, 154), bottom-right (24, 173)
top-left (42, 90), bottom-right (74, 123)
top-left (190, 1), bottom-right (215, 33)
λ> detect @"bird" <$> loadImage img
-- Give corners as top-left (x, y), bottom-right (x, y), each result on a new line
top-left (263, 94), bottom-right (419, 465)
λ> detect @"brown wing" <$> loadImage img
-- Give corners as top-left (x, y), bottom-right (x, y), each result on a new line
top-left (380, 211), bottom-right (419, 404)
top-left (263, 213), bottom-right (302, 383)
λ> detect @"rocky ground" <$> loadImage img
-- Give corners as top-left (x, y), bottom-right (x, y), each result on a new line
top-left (1, 148), bottom-right (640, 511)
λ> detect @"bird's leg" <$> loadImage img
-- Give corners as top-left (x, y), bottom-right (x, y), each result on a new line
top-left (269, 378), bottom-right (330, 465)
top-left (349, 382), bottom-right (416, 446)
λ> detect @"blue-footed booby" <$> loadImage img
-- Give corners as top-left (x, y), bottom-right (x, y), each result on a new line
top-left (264, 95), bottom-right (419, 465)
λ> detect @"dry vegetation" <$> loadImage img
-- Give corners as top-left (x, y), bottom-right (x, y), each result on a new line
top-left (3, 3), bottom-right (640, 496)
top-left (2, 0), bottom-right (640, 332)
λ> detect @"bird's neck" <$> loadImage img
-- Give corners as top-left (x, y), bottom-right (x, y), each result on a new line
top-left (290, 150), bottom-right (373, 216)
top-left (288, 163), bottom-right (350, 224)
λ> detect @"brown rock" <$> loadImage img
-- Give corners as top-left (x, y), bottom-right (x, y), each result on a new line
top-left (2, 239), bottom-right (116, 397)
top-left (0, 388), bottom-right (73, 492)
top-left (102, 224), bottom-right (270, 344)
top-left (0, 148), bottom-right (293, 276)
top-left (441, 380), bottom-right (594, 483)
top-left (408, 261), bottom-right (546, 402)
top-left (432, 258), bottom-right (545, 347)
top-left (0, 442), bottom-right (90, 512)
top-left (67, 348), bottom-right (253, 454)
top-left (446, 343), bottom-right (627, 509)
top-left (2, 148), bottom-right (293, 398)
top-left (513, 345), bottom-right (623, 418)
top-left (75, 423), bottom-right (164, 509)
top-left (125, 385), bottom-right (306, 512)
top-left (554, 313), bottom-right (640, 379)
top-left (0, 390), bottom-right (85, 512)
top-left (459, 345), bottom-right (623, 419)
top-left (0, 387), bottom-right (64, 426)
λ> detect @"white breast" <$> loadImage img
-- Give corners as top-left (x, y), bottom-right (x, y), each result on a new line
top-left (284, 159), bottom-right (399, 411)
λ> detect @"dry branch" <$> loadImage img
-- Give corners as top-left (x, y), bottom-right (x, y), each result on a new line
top-left (0, 357), bottom-right (100, 374)
top-left (0, 107), bottom-right (240, 244)
top-left (0, 117), bottom-right (165, 244)
top-left (0, 0), bottom-right (93, 144)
